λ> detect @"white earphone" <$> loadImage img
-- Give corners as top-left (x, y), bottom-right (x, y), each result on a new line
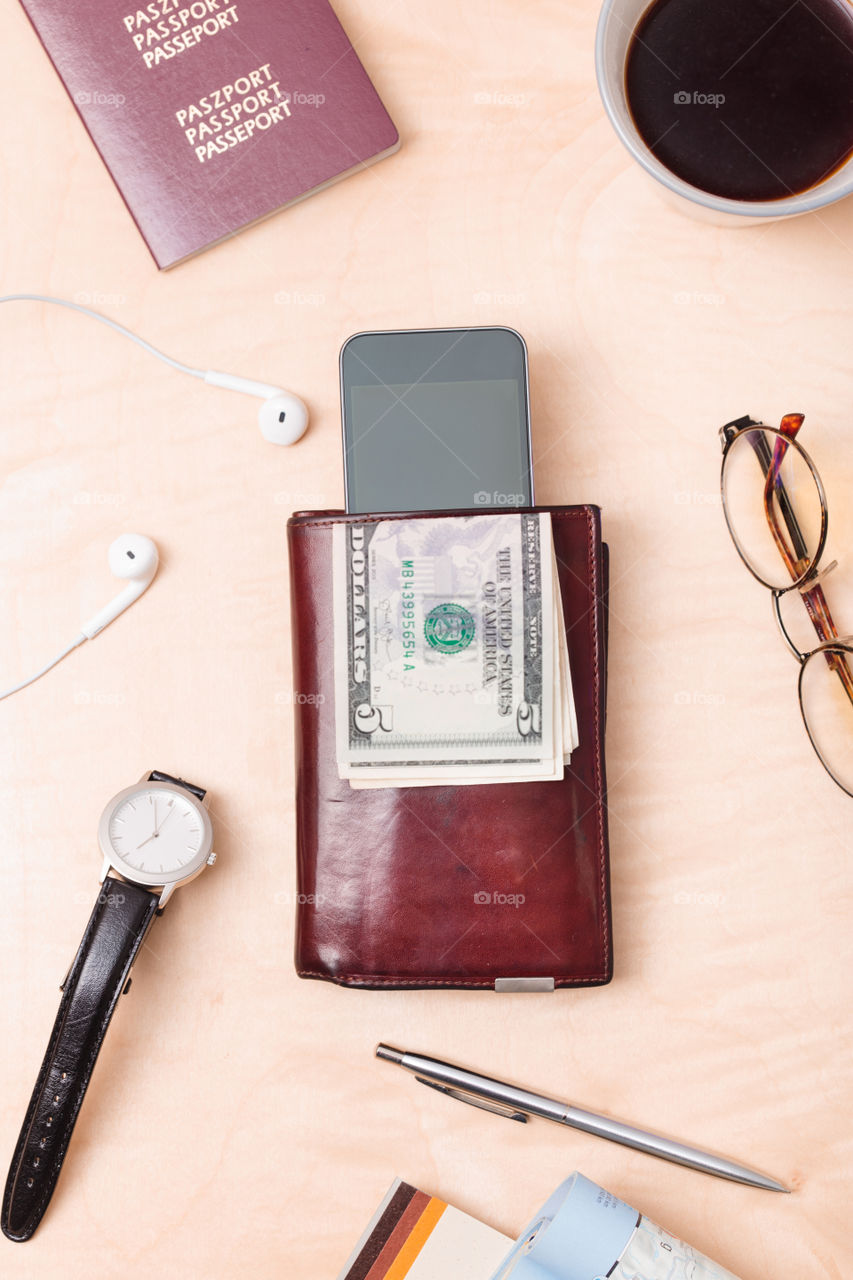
top-left (0, 534), bottom-right (159, 701)
top-left (80, 533), bottom-right (159, 639)
top-left (1, 294), bottom-right (310, 700)
top-left (0, 294), bottom-right (310, 445)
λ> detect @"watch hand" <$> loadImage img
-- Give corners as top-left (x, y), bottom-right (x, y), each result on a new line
top-left (155, 804), bottom-right (176, 835)
top-left (135, 802), bottom-right (177, 849)
top-left (135, 798), bottom-right (161, 851)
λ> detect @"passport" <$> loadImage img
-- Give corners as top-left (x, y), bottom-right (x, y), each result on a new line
top-left (18, 0), bottom-right (400, 268)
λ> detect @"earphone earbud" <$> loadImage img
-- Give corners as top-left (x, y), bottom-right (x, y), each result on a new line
top-left (203, 371), bottom-right (310, 445)
top-left (258, 393), bottom-right (311, 446)
top-left (0, 534), bottom-right (160, 701)
top-left (0, 294), bottom-right (311, 445)
top-left (80, 534), bottom-right (160, 639)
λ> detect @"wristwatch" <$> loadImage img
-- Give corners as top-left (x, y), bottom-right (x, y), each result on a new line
top-left (1, 771), bottom-right (216, 1243)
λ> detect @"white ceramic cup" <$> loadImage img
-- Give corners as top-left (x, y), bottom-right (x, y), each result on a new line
top-left (595, 0), bottom-right (853, 224)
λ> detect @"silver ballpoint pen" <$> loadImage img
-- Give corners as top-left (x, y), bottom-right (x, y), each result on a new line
top-left (376, 1045), bottom-right (789, 1193)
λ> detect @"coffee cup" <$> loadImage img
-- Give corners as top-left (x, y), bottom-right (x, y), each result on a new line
top-left (595, 0), bottom-right (853, 224)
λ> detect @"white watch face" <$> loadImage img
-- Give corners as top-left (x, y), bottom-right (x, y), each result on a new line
top-left (106, 787), bottom-right (207, 879)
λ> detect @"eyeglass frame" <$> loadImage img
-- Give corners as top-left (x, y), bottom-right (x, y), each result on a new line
top-left (719, 414), bottom-right (853, 796)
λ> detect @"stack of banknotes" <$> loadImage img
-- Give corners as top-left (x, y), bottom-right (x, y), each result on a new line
top-left (332, 512), bottom-right (578, 789)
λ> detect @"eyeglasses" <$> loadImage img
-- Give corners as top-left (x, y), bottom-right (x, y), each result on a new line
top-left (720, 413), bottom-right (853, 796)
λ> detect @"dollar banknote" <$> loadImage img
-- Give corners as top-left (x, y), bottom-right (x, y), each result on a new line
top-left (333, 512), bottom-right (578, 787)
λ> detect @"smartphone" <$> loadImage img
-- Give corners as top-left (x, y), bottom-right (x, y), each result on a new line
top-left (340, 326), bottom-right (533, 513)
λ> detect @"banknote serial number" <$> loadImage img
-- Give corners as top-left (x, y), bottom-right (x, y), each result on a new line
top-left (401, 560), bottom-right (416, 669)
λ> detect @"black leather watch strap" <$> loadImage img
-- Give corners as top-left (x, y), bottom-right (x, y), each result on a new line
top-left (1, 878), bottom-right (159, 1242)
top-left (147, 770), bottom-right (206, 801)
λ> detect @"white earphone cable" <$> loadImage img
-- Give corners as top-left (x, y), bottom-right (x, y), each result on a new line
top-left (0, 300), bottom-right (179, 702)
top-left (0, 294), bottom-right (206, 381)
top-left (0, 292), bottom-right (308, 443)
top-left (0, 634), bottom-right (87, 701)
top-left (0, 296), bottom-right (307, 701)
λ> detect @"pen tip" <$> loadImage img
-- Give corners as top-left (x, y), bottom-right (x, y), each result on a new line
top-left (375, 1044), bottom-right (405, 1064)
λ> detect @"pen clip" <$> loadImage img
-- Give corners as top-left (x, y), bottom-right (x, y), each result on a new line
top-left (415, 1076), bottom-right (529, 1123)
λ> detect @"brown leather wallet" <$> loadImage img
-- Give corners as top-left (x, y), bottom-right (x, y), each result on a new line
top-left (287, 505), bottom-right (611, 990)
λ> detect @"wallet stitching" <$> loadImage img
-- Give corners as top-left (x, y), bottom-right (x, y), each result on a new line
top-left (582, 507), bottom-right (609, 977)
top-left (290, 507), bottom-right (611, 985)
top-left (291, 510), bottom-right (589, 530)
top-left (296, 969), bottom-right (610, 986)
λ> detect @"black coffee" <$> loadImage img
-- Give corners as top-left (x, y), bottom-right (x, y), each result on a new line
top-left (625, 0), bottom-right (853, 201)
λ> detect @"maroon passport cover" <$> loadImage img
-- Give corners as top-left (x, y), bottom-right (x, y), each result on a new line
top-left (287, 506), bottom-right (612, 990)
top-left (18, 0), bottom-right (399, 268)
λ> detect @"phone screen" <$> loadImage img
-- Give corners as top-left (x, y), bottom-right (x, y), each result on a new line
top-left (340, 327), bottom-right (533, 513)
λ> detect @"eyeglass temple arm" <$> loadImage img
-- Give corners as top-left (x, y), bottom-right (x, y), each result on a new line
top-left (723, 416), bottom-right (809, 563)
top-left (799, 582), bottom-right (853, 704)
top-left (741, 417), bottom-right (810, 564)
top-left (753, 416), bottom-right (853, 704)
top-left (752, 417), bottom-right (844, 641)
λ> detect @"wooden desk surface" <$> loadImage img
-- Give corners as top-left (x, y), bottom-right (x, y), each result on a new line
top-left (1, 0), bottom-right (851, 1275)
